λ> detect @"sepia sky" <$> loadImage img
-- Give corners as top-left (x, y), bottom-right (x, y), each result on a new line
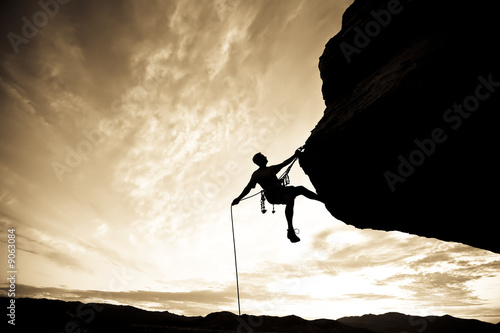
top-left (0, 0), bottom-right (499, 324)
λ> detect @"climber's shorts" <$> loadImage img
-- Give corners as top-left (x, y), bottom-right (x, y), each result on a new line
top-left (264, 186), bottom-right (298, 205)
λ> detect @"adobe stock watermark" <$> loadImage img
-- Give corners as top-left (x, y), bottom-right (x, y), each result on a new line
top-left (7, 0), bottom-right (73, 54)
top-left (51, 303), bottom-right (103, 333)
top-left (50, 76), bottom-right (163, 182)
top-left (182, 107), bottom-right (296, 217)
top-left (214, 0), bottom-right (241, 21)
top-left (400, 297), bottom-right (448, 333)
top-left (107, 267), bottom-right (136, 292)
top-left (49, 268), bottom-right (135, 332)
top-left (384, 73), bottom-right (499, 192)
top-left (51, 118), bottom-right (116, 182)
top-left (339, 0), bottom-right (411, 64)
top-left (236, 234), bottom-right (334, 332)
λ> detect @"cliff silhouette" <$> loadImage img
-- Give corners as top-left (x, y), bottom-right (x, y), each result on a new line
top-left (300, 0), bottom-right (500, 253)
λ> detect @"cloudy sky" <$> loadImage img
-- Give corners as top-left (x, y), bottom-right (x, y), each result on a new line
top-left (0, 0), bottom-right (499, 324)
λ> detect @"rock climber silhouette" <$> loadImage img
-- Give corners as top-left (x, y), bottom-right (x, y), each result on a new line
top-left (232, 148), bottom-right (322, 243)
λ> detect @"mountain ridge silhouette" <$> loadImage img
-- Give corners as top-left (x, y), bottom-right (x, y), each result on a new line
top-left (4, 297), bottom-right (498, 333)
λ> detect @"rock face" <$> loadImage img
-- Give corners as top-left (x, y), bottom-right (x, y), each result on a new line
top-left (300, 0), bottom-right (499, 253)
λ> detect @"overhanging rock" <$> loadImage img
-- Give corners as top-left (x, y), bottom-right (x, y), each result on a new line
top-left (300, 0), bottom-right (500, 253)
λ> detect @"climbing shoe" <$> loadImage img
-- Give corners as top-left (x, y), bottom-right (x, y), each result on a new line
top-left (287, 229), bottom-right (300, 243)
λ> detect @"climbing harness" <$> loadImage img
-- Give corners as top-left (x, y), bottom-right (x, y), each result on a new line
top-left (259, 146), bottom-right (302, 215)
top-left (229, 147), bottom-right (303, 316)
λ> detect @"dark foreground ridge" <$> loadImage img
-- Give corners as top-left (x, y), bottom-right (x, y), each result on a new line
top-left (338, 312), bottom-right (500, 333)
top-left (300, 0), bottom-right (500, 253)
top-left (3, 298), bottom-right (499, 333)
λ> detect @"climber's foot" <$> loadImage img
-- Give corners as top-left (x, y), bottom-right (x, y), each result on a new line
top-left (287, 229), bottom-right (300, 243)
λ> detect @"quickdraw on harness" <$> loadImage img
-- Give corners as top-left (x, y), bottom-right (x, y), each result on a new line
top-left (260, 148), bottom-right (301, 214)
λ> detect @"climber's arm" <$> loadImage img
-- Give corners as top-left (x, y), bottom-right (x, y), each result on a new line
top-left (271, 149), bottom-right (301, 172)
top-left (232, 178), bottom-right (256, 205)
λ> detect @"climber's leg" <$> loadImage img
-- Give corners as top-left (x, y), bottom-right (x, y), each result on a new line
top-left (284, 196), bottom-right (300, 243)
top-left (292, 186), bottom-right (322, 202)
top-left (285, 198), bottom-right (294, 230)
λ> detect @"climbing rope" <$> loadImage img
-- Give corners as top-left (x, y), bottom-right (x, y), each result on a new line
top-left (228, 184), bottom-right (267, 316)
top-left (278, 150), bottom-right (301, 186)
top-left (229, 205), bottom-right (241, 316)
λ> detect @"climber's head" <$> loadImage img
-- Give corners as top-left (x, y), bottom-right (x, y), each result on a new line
top-left (252, 152), bottom-right (268, 167)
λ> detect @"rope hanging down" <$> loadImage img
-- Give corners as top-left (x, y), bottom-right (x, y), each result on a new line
top-left (229, 205), bottom-right (241, 316)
